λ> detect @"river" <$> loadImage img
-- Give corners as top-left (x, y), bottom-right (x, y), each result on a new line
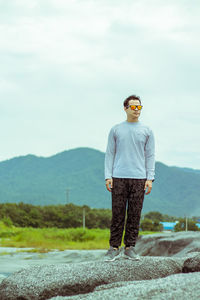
top-left (0, 247), bottom-right (105, 283)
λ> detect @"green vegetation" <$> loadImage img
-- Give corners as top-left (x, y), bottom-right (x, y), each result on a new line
top-left (1, 205), bottom-right (199, 252)
top-left (143, 211), bottom-right (177, 222)
top-left (140, 210), bottom-right (178, 231)
top-left (141, 211), bottom-right (200, 232)
top-left (174, 218), bottom-right (199, 232)
top-left (140, 211), bottom-right (176, 232)
top-left (0, 147), bottom-right (200, 216)
top-left (1, 203), bottom-right (199, 233)
top-left (0, 225), bottom-right (110, 250)
top-left (140, 218), bottom-right (163, 232)
top-left (0, 221), bottom-right (159, 251)
top-left (0, 202), bottom-right (111, 229)
top-left (0, 148), bottom-right (108, 208)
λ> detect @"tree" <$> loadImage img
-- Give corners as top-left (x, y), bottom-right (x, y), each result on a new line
top-left (174, 218), bottom-right (199, 232)
top-left (1, 216), bottom-right (13, 227)
top-left (153, 220), bottom-right (163, 232)
top-left (144, 211), bottom-right (163, 222)
top-left (140, 218), bottom-right (154, 231)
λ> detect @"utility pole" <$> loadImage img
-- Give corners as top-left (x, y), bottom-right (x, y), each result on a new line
top-left (185, 215), bottom-right (188, 232)
top-left (83, 207), bottom-right (85, 230)
top-left (66, 188), bottom-right (70, 204)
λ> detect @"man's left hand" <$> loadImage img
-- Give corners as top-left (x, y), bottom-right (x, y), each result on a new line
top-left (144, 180), bottom-right (152, 195)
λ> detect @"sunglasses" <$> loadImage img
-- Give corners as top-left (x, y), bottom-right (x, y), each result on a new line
top-left (126, 105), bottom-right (143, 110)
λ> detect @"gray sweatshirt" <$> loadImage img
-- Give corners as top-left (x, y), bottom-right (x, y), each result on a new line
top-left (104, 121), bottom-right (155, 180)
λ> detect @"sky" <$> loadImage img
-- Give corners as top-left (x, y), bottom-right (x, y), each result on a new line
top-left (0, 0), bottom-right (200, 169)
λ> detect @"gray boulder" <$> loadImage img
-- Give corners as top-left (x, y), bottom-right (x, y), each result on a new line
top-left (1, 231), bottom-right (200, 300)
top-left (136, 231), bottom-right (200, 257)
top-left (49, 272), bottom-right (200, 300)
top-left (182, 253), bottom-right (200, 273)
top-left (0, 275), bottom-right (6, 285)
top-left (0, 257), bottom-right (182, 300)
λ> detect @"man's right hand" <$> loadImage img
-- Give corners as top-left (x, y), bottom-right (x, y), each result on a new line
top-left (106, 178), bottom-right (113, 192)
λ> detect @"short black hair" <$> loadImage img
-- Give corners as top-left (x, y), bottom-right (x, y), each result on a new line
top-left (123, 95), bottom-right (141, 107)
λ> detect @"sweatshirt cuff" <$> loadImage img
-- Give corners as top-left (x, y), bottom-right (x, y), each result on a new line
top-left (147, 178), bottom-right (155, 182)
top-left (146, 171), bottom-right (155, 182)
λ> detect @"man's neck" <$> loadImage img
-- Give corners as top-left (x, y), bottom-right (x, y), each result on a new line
top-left (126, 117), bottom-right (139, 123)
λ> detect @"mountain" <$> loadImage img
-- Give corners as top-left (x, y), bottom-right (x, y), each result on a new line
top-left (0, 147), bottom-right (200, 217)
top-left (144, 162), bottom-right (200, 217)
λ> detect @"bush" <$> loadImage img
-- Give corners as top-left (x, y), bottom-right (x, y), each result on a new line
top-left (174, 219), bottom-right (199, 232)
top-left (144, 211), bottom-right (163, 222)
top-left (0, 203), bottom-right (111, 229)
top-left (140, 219), bottom-right (154, 231)
top-left (140, 218), bottom-right (163, 232)
top-left (69, 228), bottom-right (96, 242)
top-left (1, 216), bottom-right (13, 227)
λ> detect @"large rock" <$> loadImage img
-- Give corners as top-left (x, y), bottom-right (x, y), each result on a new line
top-left (136, 231), bottom-right (200, 257)
top-left (1, 231), bottom-right (200, 300)
top-left (182, 253), bottom-right (200, 273)
top-left (49, 272), bottom-right (200, 300)
top-left (0, 275), bottom-right (6, 285)
top-left (0, 257), bottom-right (182, 300)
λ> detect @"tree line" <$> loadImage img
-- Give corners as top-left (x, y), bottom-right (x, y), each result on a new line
top-left (0, 202), bottom-right (111, 229)
top-left (140, 211), bottom-right (200, 232)
top-left (0, 202), bottom-right (199, 231)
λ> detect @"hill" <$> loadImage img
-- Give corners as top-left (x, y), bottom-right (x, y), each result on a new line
top-left (0, 147), bottom-right (200, 216)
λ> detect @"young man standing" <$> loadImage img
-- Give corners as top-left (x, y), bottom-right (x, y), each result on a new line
top-left (104, 95), bottom-right (155, 261)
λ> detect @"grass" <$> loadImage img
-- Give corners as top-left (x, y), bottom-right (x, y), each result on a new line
top-left (0, 222), bottom-right (160, 252)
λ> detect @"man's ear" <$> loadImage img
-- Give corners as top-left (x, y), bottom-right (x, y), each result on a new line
top-left (124, 106), bottom-right (127, 111)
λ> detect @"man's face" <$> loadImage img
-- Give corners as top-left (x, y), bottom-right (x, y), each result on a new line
top-left (124, 99), bottom-right (142, 119)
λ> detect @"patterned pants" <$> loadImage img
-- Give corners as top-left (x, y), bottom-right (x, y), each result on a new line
top-left (110, 177), bottom-right (146, 247)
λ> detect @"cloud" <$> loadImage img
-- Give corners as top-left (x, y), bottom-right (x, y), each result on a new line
top-left (0, 0), bottom-right (200, 168)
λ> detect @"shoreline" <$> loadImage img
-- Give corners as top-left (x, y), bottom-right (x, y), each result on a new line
top-left (0, 248), bottom-right (106, 278)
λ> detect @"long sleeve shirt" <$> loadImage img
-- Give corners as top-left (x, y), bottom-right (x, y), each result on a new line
top-left (104, 120), bottom-right (155, 180)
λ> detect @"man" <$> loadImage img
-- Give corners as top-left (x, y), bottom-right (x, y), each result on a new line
top-left (104, 95), bottom-right (155, 261)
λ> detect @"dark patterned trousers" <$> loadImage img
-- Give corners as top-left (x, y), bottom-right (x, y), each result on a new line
top-left (110, 177), bottom-right (146, 247)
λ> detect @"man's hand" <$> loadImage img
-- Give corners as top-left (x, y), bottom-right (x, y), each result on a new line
top-left (144, 180), bottom-right (152, 195)
top-left (106, 178), bottom-right (113, 192)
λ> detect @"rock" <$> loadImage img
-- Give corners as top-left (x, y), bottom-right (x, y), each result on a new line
top-left (0, 275), bottom-right (6, 285)
top-left (49, 272), bottom-right (200, 300)
top-left (136, 231), bottom-right (200, 257)
top-left (1, 231), bottom-right (200, 299)
top-left (182, 253), bottom-right (200, 273)
top-left (0, 257), bottom-right (182, 300)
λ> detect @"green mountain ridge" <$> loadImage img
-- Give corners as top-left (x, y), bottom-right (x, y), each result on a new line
top-left (0, 147), bottom-right (199, 216)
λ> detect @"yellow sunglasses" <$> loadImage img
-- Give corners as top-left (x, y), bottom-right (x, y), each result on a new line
top-left (127, 105), bottom-right (143, 110)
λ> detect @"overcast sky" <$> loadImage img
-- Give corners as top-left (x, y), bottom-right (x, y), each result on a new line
top-left (0, 0), bottom-right (200, 169)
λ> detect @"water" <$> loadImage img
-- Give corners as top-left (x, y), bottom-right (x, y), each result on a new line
top-left (0, 247), bottom-right (106, 280)
top-left (1, 273), bottom-right (10, 276)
